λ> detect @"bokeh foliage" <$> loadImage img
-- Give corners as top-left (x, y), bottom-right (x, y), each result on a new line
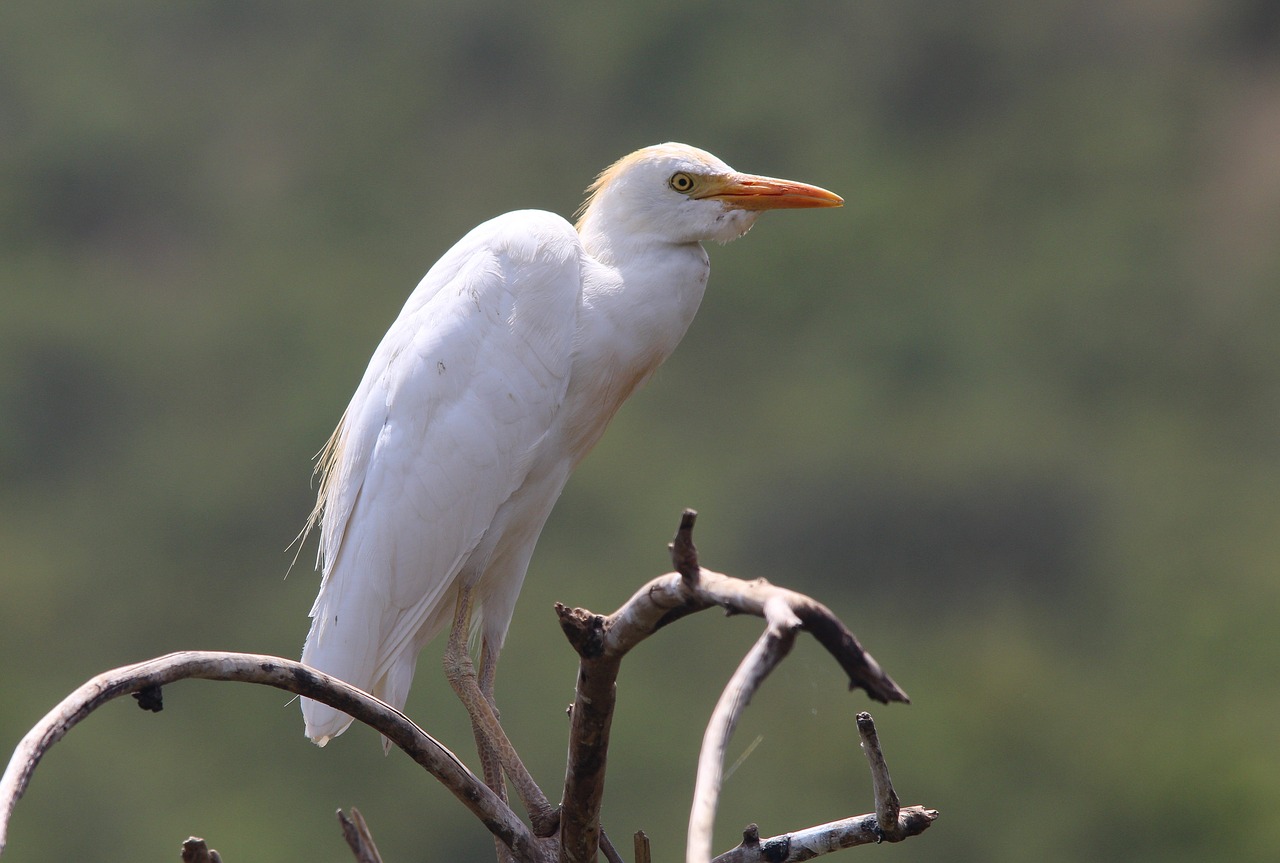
top-left (2, 2), bottom-right (1279, 861)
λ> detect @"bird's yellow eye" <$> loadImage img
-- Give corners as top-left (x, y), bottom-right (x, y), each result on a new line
top-left (669, 172), bottom-right (696, 193)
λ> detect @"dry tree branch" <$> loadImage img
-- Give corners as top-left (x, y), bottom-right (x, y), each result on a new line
top-left (708, 714), bottom-right (937, 863)
top-left (2, 511), bottom-right (925, 863)
top-left (338, 808), bottom-right (385, 863)
top-left (855, 713), bottom-right (899, 837)
top-left (556, 510), bottom-right (910, 863)
top-left (597, 829), bottom-right (625, 863)
top-left (710, 807), bottom-right (938, 863)
top-left (0, 652), bottom-right (542, 862)
top-left (603, 512), bottom-right (908, 704)
top-left (634, 831), bottom-right (652, 863)
top-left (686, 596), bottom-right (801, 863)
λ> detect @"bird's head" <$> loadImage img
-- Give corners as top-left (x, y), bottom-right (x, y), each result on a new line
top-left (575, 143), bottom-right (842, 251)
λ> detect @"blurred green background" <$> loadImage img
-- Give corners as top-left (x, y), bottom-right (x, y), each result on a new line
top-left (3, 2), bottom-right (1279, 861)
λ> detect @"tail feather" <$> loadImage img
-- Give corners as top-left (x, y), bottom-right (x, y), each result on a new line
top-left (300, 576), bottom-right (383, 744)
top-left (300, 636), bottom-right (423, 746)
top-left (301, 700), bottom-right (349, 746)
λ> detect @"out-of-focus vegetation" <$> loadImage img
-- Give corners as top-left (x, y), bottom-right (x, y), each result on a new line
top-left (2, 2), bottom-right (1279, 861)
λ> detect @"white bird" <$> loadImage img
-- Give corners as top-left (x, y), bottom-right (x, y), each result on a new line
top-left (299, 143), bottom-right (842, 750)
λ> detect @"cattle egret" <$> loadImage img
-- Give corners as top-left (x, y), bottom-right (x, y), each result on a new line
top-left (300, 143), bottom-right (842, 750)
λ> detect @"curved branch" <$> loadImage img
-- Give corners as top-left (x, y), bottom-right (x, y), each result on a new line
top-left (602, 568), bottom-right (908, 704)
top-left (0, 651), bottom-right (541, 862)
top-left (687, 596), bottom-right (801, 863)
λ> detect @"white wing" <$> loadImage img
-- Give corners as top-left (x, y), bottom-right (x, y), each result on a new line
top-left (301, 209), bottom-right (583, 743)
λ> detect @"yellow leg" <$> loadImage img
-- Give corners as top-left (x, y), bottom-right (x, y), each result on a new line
top-left (442, 585), bottom-right (560, 838)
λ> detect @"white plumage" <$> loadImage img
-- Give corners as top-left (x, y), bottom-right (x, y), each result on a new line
top-left (300, 143), bottom-right (841, 744)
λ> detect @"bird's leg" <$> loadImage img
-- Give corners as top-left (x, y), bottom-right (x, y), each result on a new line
top-left (475, 636), bottom-right (516, 863)
top-left (475, 636), bottom-right (506, 795)
top-left (443, 586), bottom-right (513, 863)
top-left (443, 585), bottom-right (560, 838)
top-left (444, 585), bottom-right (502, 798)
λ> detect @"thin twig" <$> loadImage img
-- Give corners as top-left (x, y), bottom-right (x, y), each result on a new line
top-left (669, 508), bottom-right (702, 585)
top-left (338, 808), bottom-right (384, 863)
top-left (598, 829), bottom-right (625, 863)
top-left (855, 713), bottom-right (900, 836)
top-left (687, 597), bottom-right (801, 863)
top-left (634, 831), bottom-right (652, 863)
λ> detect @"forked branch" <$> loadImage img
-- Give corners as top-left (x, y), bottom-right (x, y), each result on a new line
top-left (557, 510), bottom-right (911, 863)
top-left (708, 714), bottom-right (937, 863)
top-left (711, 706), bottom-right (931, 855)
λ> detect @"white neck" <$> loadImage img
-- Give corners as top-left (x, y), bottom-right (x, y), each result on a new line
top-left (558, 213), bottom-right (711, 459)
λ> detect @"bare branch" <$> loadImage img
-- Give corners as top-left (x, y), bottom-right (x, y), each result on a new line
top-left (855, 713), bottom-right (899, 836)
top-left (603, 569), bottom-right (908, 704)
top-left (709, 807), bottom-right (938, 863)
top-left (556, 606), bottom-right (620, 863)
top-left (3, 515), bottom-right (923, 863)
top-left (634, 831), bottom-right (652, 863)
top-left (710, 713), bottom-right (936, 862)
top-left (338, 808), bottom-right (384, 863)
top-left (669, 508), bottom-right (701, 585)
top-left (557, 513), bottom-right (909, 863)
top-left (687, 597), bottom-right (801, 863)
top-left (598, 829), bottom-right (625, 863)
top-left (0, 651), bottom-right (543, 862)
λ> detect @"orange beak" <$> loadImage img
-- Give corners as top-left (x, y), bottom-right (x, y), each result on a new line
top-left (697, 172), bottom-right (844, 210)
